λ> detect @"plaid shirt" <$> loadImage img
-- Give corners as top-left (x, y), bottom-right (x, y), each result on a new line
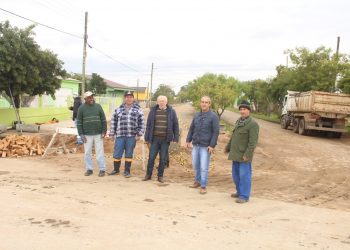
top-left (109, 102), bottom-right (145, 137)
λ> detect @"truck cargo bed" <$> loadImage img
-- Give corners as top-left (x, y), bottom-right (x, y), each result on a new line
top-left (286, 91), bottom-right (350, 115)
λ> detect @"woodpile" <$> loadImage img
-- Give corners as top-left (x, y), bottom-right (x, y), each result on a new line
top-left (0, 135), bottom-right (45, 158)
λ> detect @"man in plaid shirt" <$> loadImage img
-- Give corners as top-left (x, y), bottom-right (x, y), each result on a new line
top-left (108, 91), bottom-right (145, 177)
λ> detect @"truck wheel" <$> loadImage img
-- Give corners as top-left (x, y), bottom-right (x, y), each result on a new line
top-left (293, 118), bottom-right (299, 133)
top-left (332, 132), bottom-right (342, 138)
top-left (280, 116), bottom-right (289, 129)
top-left (298, 118), bottom-right (308, 135)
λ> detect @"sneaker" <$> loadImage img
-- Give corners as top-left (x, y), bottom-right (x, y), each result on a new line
top-left (98, 170), bottom-right (105, 177)
top-left (157, 177), bottom-right (164, 183)
top-left (84, 170), bottom-right (93, 176)
top-left (231, 193), bottom-right (239, 198)
top-left (200, 188), bottom-right (207, 195)
top-left (189, 182), bottom-right (200, 188)
top-left (236, 198), bottom-right (248, 203)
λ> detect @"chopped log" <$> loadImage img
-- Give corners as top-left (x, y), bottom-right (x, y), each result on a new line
top-left (37, 144), bottom-right (42, 155)
top-left (0, 135), bottom-right (45, 158)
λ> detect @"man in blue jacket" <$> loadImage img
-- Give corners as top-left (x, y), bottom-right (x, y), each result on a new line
top-left (143, 95), bottom-right (179, 183)
top-left (186, 96), bottom-right (220, 194)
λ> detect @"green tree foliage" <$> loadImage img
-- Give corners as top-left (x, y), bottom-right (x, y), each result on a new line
top-left (185, 73), bottom-right (238, 119)
top-left (271, 47), bottom-right (350, 102)
top-left (238, 79), bottom-right (273, 113)
top-left (176, 85), bottom-right (189, 103)
top-left (152, 84), bottom-right (176, 103)
top-left (88, 73), bottom-right (107, 94)
top-left (0, 21), bottom-right (66, 108)
top-left (338, 69), bottom-right (350, 93)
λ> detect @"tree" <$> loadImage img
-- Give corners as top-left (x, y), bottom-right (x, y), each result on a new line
top-left (238, 79), bottom-right (273, 113)
top-left (177, 85), bottom-right (190, 103)
top-left (273, 47), bottom-right (350, 93)
top-left (337, 69), bottom-right (350, 94)
top-left (88, 73), bottom-right (107, 94)
top-left (152, 84), bottom-right (175, 103)
top-left (0, 21), bottom-right (66, 108)
top-left (186, 73), bottom-right (238, 119)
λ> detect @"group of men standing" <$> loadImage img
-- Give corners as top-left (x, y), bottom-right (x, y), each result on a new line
top-left (76, 91), bottom-right (259, 203)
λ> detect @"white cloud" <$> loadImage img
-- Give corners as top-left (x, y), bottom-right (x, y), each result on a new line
top-left (1, 0), bottom-right (349, 93)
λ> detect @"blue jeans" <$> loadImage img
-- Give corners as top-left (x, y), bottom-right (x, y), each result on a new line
top-left (192, 145), bottom-right (211, 188)
top-left (232, 161), bottom-right (252, 201)
top-left (146, 137), bottom-right (170, 177)
top-left (83, 134), bottom-right (106, 171)
top-left (113, 136), bottom-right (136, 161)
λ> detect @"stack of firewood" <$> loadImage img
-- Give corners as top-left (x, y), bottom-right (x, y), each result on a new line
top-left (0, 135), bottom-right (45, 157)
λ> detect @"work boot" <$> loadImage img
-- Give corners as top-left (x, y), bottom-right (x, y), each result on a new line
top-left (98, 170), bottom-right (105, 177)
top-left (189, 181), bottom-right (200, 188)
top-left (84, 170), bottom-right (93, 176)
top-left (157, 176), bottom-right (164, 183)
top-left (124, 161), bottom-right (132, 178)
top-left (236, 198), bottom-right (248, 203)
top-left (142, 175), bottom-right (152, 181)
top-left (108, 161), bottom-right (121, 175)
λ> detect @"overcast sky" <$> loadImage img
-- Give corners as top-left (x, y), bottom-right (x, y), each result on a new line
top-left (1, 0), bottom-right (349, 92)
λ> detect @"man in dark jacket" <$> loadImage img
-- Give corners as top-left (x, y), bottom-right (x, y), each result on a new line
top-left (225, 100), bottom-right (259, 203)
top-left (186, 96), bottom-right (220, 194)
top-left (143, 95), bottom-right (179, 183)
top-left (72, 96), bottom-right (82, 121)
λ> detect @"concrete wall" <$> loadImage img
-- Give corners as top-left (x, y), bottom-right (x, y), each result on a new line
top-left (0, 97), bottom-right (122, 127)
top-left (0, 79), bottom-right (122, 127)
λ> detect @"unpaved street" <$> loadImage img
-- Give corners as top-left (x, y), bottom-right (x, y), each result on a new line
top-left (221, 107), bottom-right (350, 211)
top-left (0, 103), bottom-right (350, 250)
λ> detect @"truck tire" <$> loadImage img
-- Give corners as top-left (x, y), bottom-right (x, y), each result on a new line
top-left (280, 115), bottom-right (289, 129)
top-left (298, 118), bottom-right (308, 135)
top-left (332, 132), bottom-right (342, 138)
top-left (293, 118), bottom-right (299, 133)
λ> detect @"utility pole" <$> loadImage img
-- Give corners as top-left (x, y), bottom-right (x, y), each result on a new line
top-left (136, 79), bottom-right (139, 101)
top-left (81, 11), bottom-right (88, 97)
top-left (334, 36), bottom-right (340, 90)
top-left (149, 62), bottom-right (154, 105)
top-left (146, 82), bottom-right (150, 107)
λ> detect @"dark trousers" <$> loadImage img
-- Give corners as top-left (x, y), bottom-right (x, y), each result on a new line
top-left (146, 136), bottom-right (170, 177)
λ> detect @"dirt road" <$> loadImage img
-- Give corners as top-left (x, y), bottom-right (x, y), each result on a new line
top-left (1, 103), bottom-right (350, 249)
top-left (1, 158), bottom-right (350, 250)
top-left (220, 107), bottom-right (350, 211)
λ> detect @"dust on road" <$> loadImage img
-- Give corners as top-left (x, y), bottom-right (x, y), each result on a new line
top-left (19, 103), bottom-right (350, 212)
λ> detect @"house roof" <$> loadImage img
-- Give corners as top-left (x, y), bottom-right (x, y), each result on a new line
top-left (104, 78), bottom-right (134, 91)
top-left (134, 87), bottom-right (147, 92)
top-left (72, 73), bottom-right (144, 91)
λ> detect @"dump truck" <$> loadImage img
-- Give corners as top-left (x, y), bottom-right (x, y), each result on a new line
top-left (280, 90), bottom-right (350, 138)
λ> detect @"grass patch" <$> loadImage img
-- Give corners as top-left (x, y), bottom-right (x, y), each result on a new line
top-left (227, 107), bottom-right (280, 124)
top-left (251, 113), bottom-right (280, 123)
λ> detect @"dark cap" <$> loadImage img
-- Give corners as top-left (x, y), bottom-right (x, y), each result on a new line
top-left (238, 100), bottom-right (251, 111)
top-left (124, 91), bottom-right (134, 97)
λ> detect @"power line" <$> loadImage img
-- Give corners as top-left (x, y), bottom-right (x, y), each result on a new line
top-left (87, 42), bottom-right (144, 74)
top-left (31, 0), bottom-right (85, 24)
top-left (0, 7), bottom-right (145, 74)
top-left (0, 7), bottom-right (83, 39)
